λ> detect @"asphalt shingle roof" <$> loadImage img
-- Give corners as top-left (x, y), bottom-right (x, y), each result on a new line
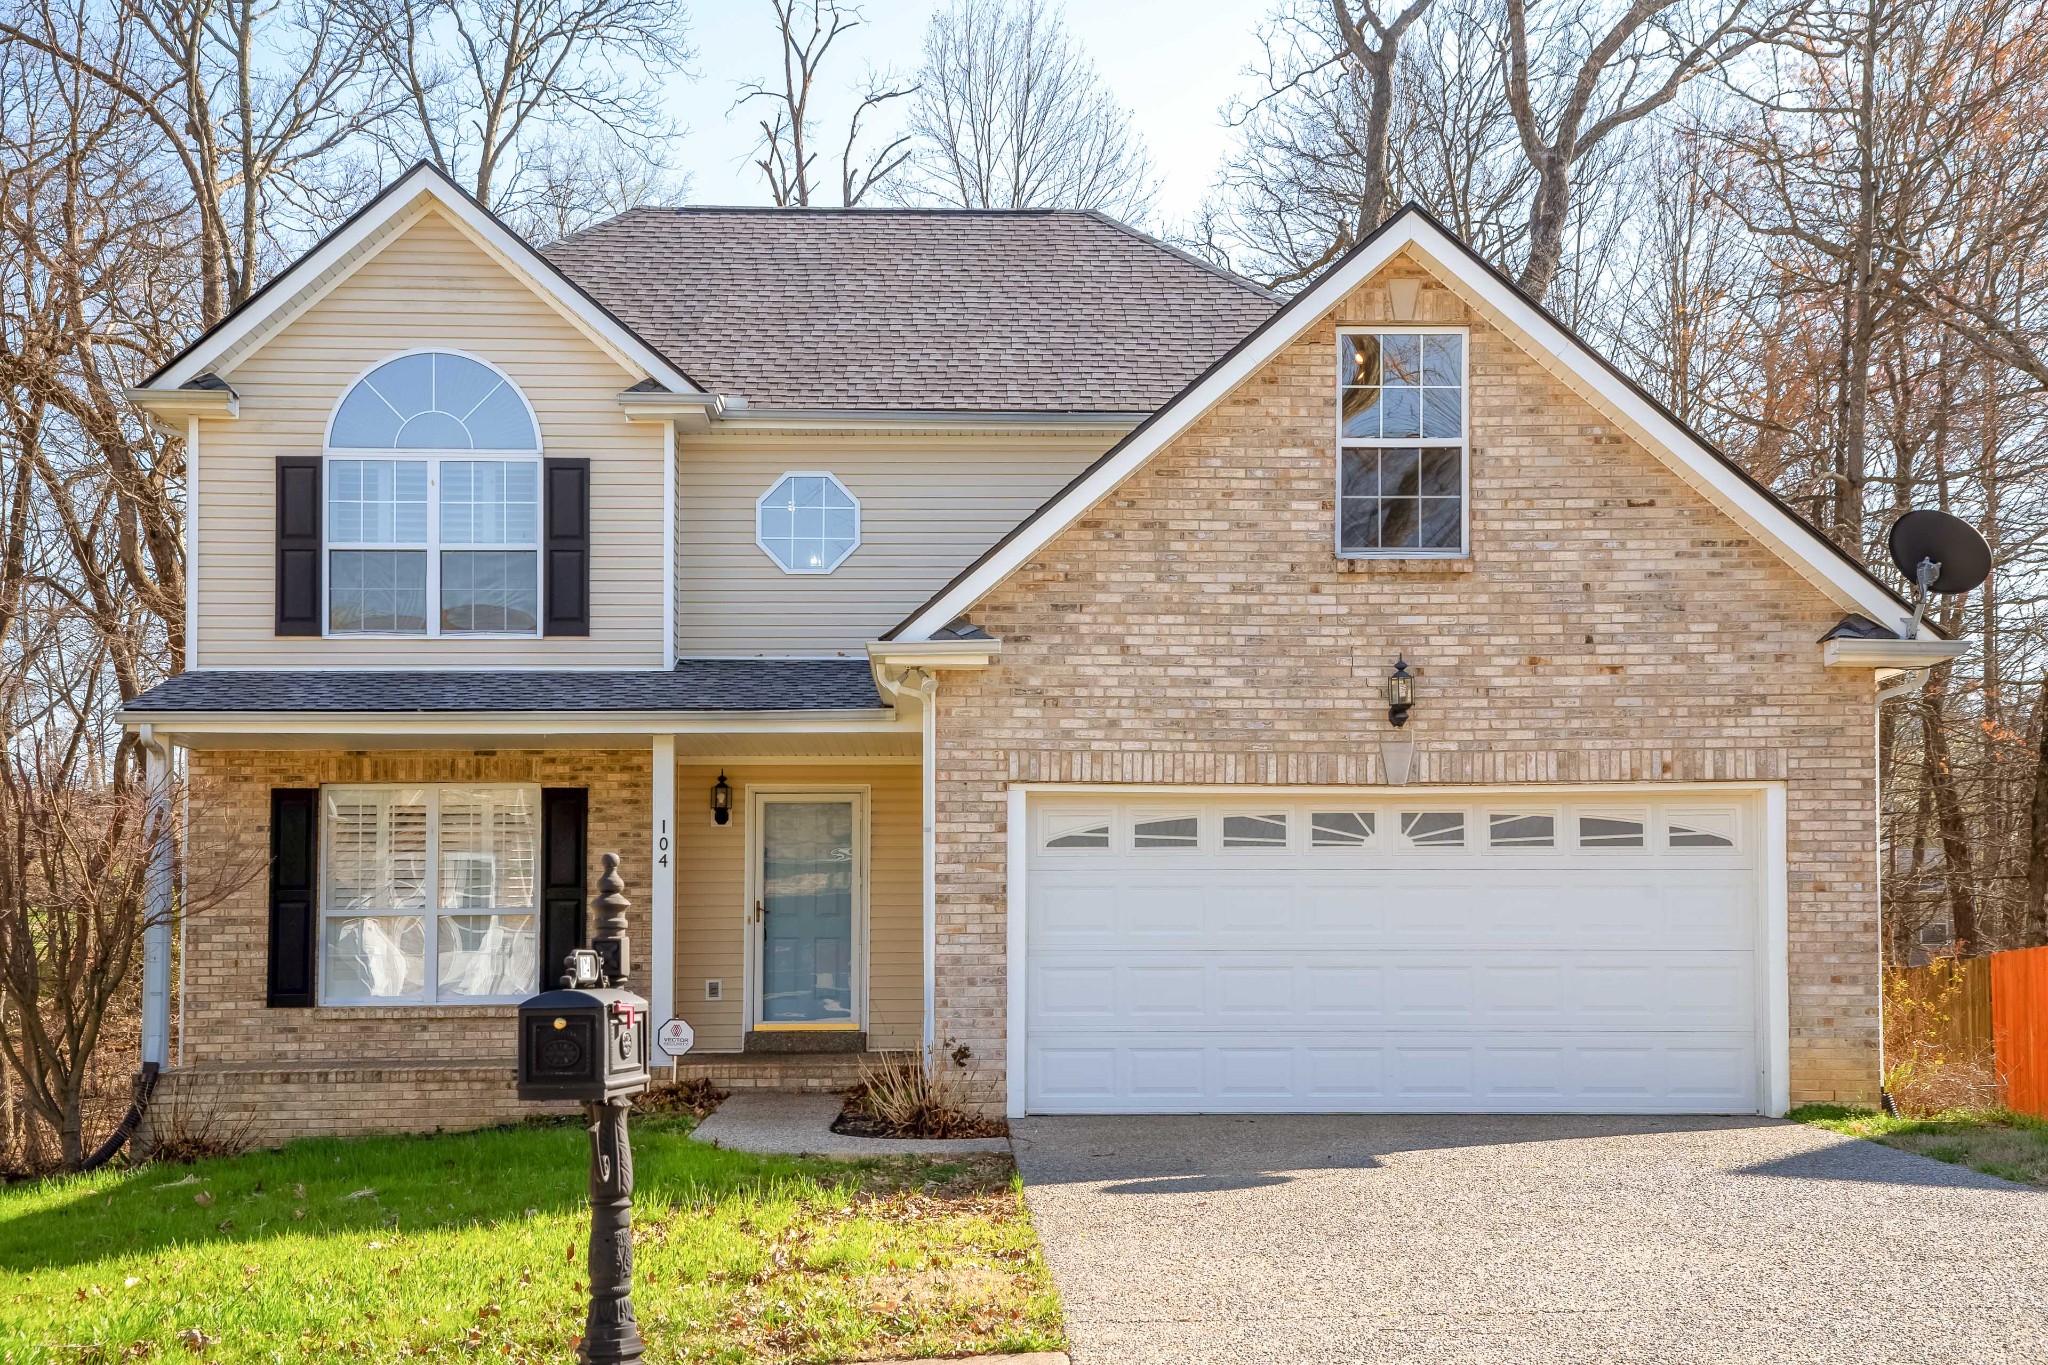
top-left (541, 208), bottom-right (1280, 412)
top-left (125, 660), bottom-right (883, 713)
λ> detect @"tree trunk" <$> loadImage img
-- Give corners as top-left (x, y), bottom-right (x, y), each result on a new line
top-left (2026, 671), bottom-right (2048, 946)
top-left (1518, 152), bottom-right (1573, 302)
top-left (1922, 667), bottom-right (1978, 952)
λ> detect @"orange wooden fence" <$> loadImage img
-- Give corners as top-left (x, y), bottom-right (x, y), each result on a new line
top-left (1887, 957), bottom-right (1994, 1057)
top-left (1992, 945), bottom-right (2048, 1118)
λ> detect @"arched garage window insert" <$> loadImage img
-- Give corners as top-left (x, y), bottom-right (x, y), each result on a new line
top-left (326, 351), bottom-right (543, 635)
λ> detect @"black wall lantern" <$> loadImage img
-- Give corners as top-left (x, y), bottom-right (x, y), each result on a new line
top-left (1386, 656), bottom-right (1415, 728)
top-left (711, 771), bottom-right (732, 826)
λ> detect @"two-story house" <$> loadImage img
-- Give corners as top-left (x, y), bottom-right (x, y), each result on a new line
top-left (123, 163), bottom-right (1959, 1143)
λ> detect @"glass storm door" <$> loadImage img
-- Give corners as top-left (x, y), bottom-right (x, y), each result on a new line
top-left (757, 798), bottom-right (857, 1025)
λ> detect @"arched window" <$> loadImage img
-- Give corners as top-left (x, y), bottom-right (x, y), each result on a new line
top-left (325, 352), bottom-right (543, 636)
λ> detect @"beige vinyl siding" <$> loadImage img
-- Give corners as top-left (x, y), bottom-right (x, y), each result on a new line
top-left (195, 208), bottom-right (666, 668)
top-left (674, 433), bottom-right (1107, 653)
top-left (673, 762), bottom-right (922, 1052)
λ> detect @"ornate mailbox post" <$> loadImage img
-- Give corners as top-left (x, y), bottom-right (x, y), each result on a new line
top-left (518, 854), bottom-right (650, 1365)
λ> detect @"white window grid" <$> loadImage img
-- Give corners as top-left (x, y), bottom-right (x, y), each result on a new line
top-left (755, 470), bottom-right (861, 575)
top-left (322, 452), bottom-right (544, 638)
top-left (1335, 325), bottom-right (1471, 559)
top-left (318, 783), bottom-right (541, 1006)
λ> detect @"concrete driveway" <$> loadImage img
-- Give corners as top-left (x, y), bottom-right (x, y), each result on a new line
top-left (1010, 1114), bottom-right (2048, 1364)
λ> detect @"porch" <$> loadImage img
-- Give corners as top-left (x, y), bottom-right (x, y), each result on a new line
top-left (119, 658), bottom-right (964, 1144)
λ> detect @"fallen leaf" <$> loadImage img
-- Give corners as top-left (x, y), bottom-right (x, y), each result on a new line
top-left (367, 1241), bottom-right (384, 1250)
top-left (343, 1188), bottom-right (376, 1201)
top-left (292, 1183), bottom-right (306, 1199)
top-left (215, 1219), bottom-right (234, 1231)
top-left (477, 1302), bottom-right (501, 1319)
top-left (124, 1277), bottom-right (143, 1288)
top-left (293, 1208), bottom-right (307, 1221)
top-left (157, 1174), bottom-right (199, 1189)
top-left (193, 1192), bottom-right (214, 1207)
top-left (176, 1328), bottom-right (214, 1351)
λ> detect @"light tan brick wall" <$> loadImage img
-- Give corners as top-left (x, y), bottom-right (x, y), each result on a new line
top-left (172, 749), bottom-right (651, 1134)
top-left (930, 257), bottom-right (1882, 1111)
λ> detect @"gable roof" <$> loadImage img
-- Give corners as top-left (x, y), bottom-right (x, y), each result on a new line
top-left (140, 162), bottom-right (702, 395)
top-left (886, 203), bottom-right (1929, 642)
top-left (540, 207), bottom-right (1279, 412)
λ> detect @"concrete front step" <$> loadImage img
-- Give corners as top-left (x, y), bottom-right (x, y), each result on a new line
top-left (669, 1050), bottom-right (897, 1094)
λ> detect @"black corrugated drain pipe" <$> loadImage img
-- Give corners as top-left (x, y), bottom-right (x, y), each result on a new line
top-left (80, 1062), bottom-right (161, 1172)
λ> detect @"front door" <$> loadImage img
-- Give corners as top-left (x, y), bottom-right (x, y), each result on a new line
top-left (755, 794), bottom-right (861, 1027)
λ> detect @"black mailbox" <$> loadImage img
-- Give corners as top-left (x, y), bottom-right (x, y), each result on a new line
top-left (518, 984), bottom-right (650, 1102)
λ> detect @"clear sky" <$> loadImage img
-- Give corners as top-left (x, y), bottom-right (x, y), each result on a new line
top-left (659, 0), bottom-right (1275, 227)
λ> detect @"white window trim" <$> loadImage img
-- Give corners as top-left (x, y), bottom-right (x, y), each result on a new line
top-left (1335, 325), bottom-right (1471, 560)
top-left (317, 782), bottom-right (542, 1007)
top-left (324, 349), bottom-right (545, 640)
top-left (754, 469), bottom-right (861, 576)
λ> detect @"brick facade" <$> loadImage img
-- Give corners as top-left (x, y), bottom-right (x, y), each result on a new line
top-left (928, 257), bottom-right (1881, 1111)
top-left (164, 749), bottom-right (650, 1146)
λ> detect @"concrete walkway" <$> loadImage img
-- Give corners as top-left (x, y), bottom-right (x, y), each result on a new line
top-left (689, 1091), bottom-right (1010, 1158)
top-left (1012, 1113), bottom-right (2048, 1365)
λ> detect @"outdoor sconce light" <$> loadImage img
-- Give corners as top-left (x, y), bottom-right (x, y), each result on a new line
top-left (711, 771), bottom-right (732, 826)
top-left (1387, 656), bottom-right (1415, 728)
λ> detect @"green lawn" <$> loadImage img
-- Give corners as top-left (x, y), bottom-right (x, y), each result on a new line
top-left (1791, 1104), bottom-right (2048, 1188)
top-left (0, 1113), bottom-right (1062, 1363)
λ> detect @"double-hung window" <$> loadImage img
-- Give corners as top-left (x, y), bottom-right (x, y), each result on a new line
top-left (326, 351), bottom-right (542, 635)
top-left (1338, 329), bottom-right (1468, 556)
top-left (320, 785), bottom-right (540, 1004)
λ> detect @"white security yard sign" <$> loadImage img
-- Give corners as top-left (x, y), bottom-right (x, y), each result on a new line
top-left (657, 1018), bottom-right (694, 1058)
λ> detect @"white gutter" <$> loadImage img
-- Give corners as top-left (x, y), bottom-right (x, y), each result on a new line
top-left (1822, 637), bottom-right (1969, 670)
top-left (117, 707), bottom-right (900, 737)
top-left (707, 407), bottom-right (1148, 435)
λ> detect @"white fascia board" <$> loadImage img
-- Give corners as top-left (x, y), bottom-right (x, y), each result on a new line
top-left (1822, 637), bottom-right (1969, 669)
top-left (866, 640), bottom-right (1001, 671)
top-left (893, 210), bottom-right (1919, 643)
top-left (126, 386), bottom-right (237, 426)
top-left (148, 165), bottom-right (700, 396)
top-left (115, 708), bottom-right (902, 737)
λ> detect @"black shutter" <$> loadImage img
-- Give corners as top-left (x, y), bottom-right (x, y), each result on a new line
top-left (542, 457), bottom-right (590, 637)
top-left (275, 456), bottom-right (322, 636)
top-left (540, 787), bottom-right (589, 990)
top-left (267, 788), bottom-right (318, 1007)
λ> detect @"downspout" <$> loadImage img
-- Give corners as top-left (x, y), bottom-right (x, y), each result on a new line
top-left (1873, 670), bottom-right (1924, 1118)
top-left (86, 725), bottom-right (177, 1169)
top-left (916, 672), bottom-right (938, 1057)
top-left (873, 665), bottom-right (940, 1056)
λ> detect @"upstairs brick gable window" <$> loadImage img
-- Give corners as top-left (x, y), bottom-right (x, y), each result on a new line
top-left (1337, 329), bottom-right (1468, 557)
top-left (326, 351), bottom-right (543, 635)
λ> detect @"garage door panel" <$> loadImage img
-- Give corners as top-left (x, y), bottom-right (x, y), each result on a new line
top-left (1023, 793), bottom-right (1763, 1114)
top-left (1026, 1031), bottom-right (1757, 1113)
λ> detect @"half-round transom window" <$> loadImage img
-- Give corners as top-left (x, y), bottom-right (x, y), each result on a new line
top-left (330, 351), bottom-right (538, 450)
top-left (757, 472), bottom-right (859, 574)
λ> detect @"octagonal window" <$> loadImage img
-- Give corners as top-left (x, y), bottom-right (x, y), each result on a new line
top-left (757, 472), bottom-right (859, 574)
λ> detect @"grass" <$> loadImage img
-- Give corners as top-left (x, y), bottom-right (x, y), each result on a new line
top-left (0, 1112), bottom-right (1063, 1364)
top-left (1791, 1103), bottom-right (2048, 1188)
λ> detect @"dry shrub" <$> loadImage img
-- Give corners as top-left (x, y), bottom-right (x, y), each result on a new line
top-left (842, 1048), bottom-right (1005, 1140)
top-left (143, 1085), bottom-right (254, 1165)
top-left (640, 1076), bottom-right (727, 1119)
top-left (1884, 956), bottom-right (2001, 1116)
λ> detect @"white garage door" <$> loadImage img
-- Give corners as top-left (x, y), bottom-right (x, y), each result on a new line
top-left (1021, 792), bottom-right (1762, 1114)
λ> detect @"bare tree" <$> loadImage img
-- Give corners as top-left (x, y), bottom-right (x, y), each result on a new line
top-left (737, 0), bottom-right (914, 208)
top-left (342, 0), bottom-right (692, 216)
top-left (1503, 0), bottom-right (1791, 303)
top-left (893, 0), bottom-right (1156, 219)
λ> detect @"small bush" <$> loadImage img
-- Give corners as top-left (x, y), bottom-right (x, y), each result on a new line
top-left (143, 1087), bottom-right (254, 1165)
top-left (1884, 956), bottom-right (2000, 1116)
top-left (841, 1048), bottom-right (1005, 1140)
top-left (641, 1076), bottom-right (727, 1119)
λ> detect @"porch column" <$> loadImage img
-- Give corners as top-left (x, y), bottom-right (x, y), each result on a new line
top-left (649, 733), bottom-right (677, 1072)
top-left (139, 730), bottom-right (175, 1069)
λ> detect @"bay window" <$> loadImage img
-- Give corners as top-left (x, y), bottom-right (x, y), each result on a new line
top-left (320, 785), bottom-right (540, 1004)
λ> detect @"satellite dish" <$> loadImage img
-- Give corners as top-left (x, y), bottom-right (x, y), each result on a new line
top-left (1887, 509), bottom-right (1989, 639)
top-left (1887, 510), bottom-right (1990, 595)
